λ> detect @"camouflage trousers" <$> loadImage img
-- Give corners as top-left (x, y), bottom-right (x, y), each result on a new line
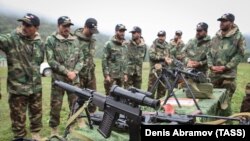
top-left (211, 77), bottom-right (236, 116)
top-left (49, 85), bottom-right (78, 128)
top-left (240, 82), bottom-right (250, 112)
top-left (9, 93), bottom-right (42, 138)
top-left (124, 74), bottom-right (142, 89)
top-left (104, 78), bottom-right (123, 95)
top-left (147, 72), bottom-right (166, 99)
top-left (79, 71), bottom-right (97, 113)
top-left (79, 70), bottom-right (96, 90)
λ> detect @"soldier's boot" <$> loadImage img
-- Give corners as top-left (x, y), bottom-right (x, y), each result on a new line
top-left (50, 127), bottom-right (59, 136)
top-left (31, 132), bottom-right (43, 141)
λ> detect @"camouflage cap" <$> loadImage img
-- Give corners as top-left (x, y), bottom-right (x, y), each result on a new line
top-left (115, 24), bottom-right (127, 31)
top-left (17, 13), bottom-right (40, 26)
top-left (217, 13), bottom-right (235, 22)
top-left (129, 26), bottom-right (142, 33)
top-left (58, 16), bottom-right (74, 26)
top-left (175, 30), bottom-right (182, 36)
top-left (196, 22), bottom-right (208, 31)
top-left (157, 30), bottom-right (166, 36)
top-left (85, 18), bottom-right (99, 34)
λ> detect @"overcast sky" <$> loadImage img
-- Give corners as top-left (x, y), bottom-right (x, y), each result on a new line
top-left (1, 0), bottom-right (249, 44)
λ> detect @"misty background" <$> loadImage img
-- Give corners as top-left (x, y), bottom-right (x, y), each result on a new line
top-left (0, 0), bottom-right (250, 61)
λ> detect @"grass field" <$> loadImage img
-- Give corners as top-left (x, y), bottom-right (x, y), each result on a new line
top-left (0, 59), bottom-right (249, 140)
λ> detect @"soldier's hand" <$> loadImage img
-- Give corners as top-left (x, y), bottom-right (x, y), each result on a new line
top-left (67, 71), bottom-right (77, 80)
top-left (124, 75), bottom-right (128, 82)
top-left (105, 75), bottom-right (111, 82)
top-left (187, 60), bottom-right (200, 68)
top-left (165, 57), bottom-right (173, 65)
top-left (210, 66), bottom-right (225, 73)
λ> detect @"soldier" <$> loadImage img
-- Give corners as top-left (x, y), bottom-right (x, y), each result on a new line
top-left (124, 26), bottom-right (147, 89)
top-left (46, 16), bottom-right (84, 136)
top-left (75, 18), bottom-right (98, 90)
top-left (0, 13), bottom-right (44, 140)
top-left (240, 83), bottom-right (250, 112)
top-left (147, 30), bottom-right (170, 99)
top-left (169, 30), bottom-right (185, 62)
top-left (207, 13), bottom-right (245, 116)
top-left (102, 24), bottom-right (128, 95)
top-left (182, 22), bottom-right (211, 75)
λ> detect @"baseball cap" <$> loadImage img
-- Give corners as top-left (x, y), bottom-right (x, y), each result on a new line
top-left (175, 30), bottom-right (182, 36)
top-left (17, 13), bottom-right (40, 27)
top-left (129, 26), bottom-right (142, 33)
top-left (115, 24), bottom-right (127, 31)
top-left (157, 30), bottom-right (166, 36)
top-left (196, 22), bottom-right (208, 31)
top-left (217, 13), bottom-right (235, 22)
top-left (85, 18), bottom-right (99, 34)
top-left (58, 16), bottom-right (74, 26)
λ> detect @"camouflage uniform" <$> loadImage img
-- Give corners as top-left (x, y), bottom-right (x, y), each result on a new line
top-left (147, 39), bottom-right (170, 99)
top-left (182, 35), bottom-right (211, 74)
top-left (169, 39), bottom-right (185, 61)
top-left (240, 83), bottom-right (250, 112)
top-left (207, 24), bottom-right (245, 116)
top-left (46, 32), bottom-right (84, 128)
top-left (75, 28), bottom-right (96, 90)
top-left (124, 38), bottom-right (147, 89)
top-left (0, 27), bottom-right (44, 138)
top-left (102, 36), bottom-right (128, 95)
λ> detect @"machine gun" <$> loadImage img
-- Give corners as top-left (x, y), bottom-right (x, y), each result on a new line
top-left (150, 59), bottom-right (209, 112)
top-left (142, 111), bottom-right (250, 125)
top-left (54, 81), bottom-right (160, 141)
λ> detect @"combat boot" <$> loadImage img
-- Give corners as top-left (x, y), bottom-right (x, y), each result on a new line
top-left (50, 127), bottom-right (59, 136)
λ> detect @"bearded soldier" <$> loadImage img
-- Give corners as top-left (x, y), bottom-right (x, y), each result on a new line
top-left (102, 24), bottom-right (128, 95)
top-left (0, 13), bottom-right (44, 140)
top-left (207, 13), bottom-right (245, 116)
top-left (124, 26), bottom-right (147, 89)
top-left (46, 16), bottom-right (84, 136)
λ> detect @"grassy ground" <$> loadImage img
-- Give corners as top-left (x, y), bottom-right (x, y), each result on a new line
top-left (0, 59), bottom-right (249, 140)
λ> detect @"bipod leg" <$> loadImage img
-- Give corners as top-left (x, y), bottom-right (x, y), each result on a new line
top-left (180, 73), bottom-right (202, 112)
top-left (162, 75), bottom-right (181, 108)
top-left (149, 74), bottom-right (162, 94)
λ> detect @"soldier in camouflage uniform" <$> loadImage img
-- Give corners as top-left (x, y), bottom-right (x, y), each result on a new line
top-left (182, 22), bottom-right (211, 75)
top-left (46, 16), bottom-right (84, 135)
top-left (124, 26), bottom-right (147, 89)
top-left (0, 13), bottom-right (44, 140)
top-left (147, 30), bottom-right (170, 99)
top-left (240, 83), bottom-right (250, 112)
top-left (207, 13), bottom-right (245, 116)
top-left (102, 24), bottom-right (128, 95)
top-left (75, 18), bottom-right (99, 90)
top-left (169, 30), bottom-right (185, 62)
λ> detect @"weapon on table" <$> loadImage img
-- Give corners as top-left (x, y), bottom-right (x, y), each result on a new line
top-left (150, 59), bottom-right (208, 112)
top-left (142, 111), bottom-right (250, 125)
top-left (54, 81), bottom-right (160, 141)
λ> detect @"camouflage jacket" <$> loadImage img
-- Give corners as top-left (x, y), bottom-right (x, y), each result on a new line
top-left (207, 24), bottom-right (245, 78)
top-left (182, 35), bottom-right (211, 73)
top-left (169, 39), bottom-right (185, 61)
top-left (149, 39), bottom-right (170, 70)
top-left (102, 36), bottom-right (128, 79)
top-left (126, 38), bottom-right (147, 76)
top-left (0, 27), bottom-right (44, 95)
top-left (74, 28), bottom-right (96, 77)
top-left (45, 32), bottom-right (84, 82)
